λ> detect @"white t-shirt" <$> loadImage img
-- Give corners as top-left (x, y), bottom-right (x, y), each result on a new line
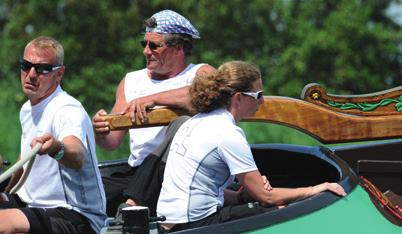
top-left (124, 63), bottom-right (204, 167)
top-left (18, 86), bottom-right (107, 233)
top-left (157, 108), bottom-right (257, 223)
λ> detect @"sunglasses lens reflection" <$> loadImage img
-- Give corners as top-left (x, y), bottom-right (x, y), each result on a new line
top-left (150, 42), bottom-right (158, 50)
top-left (20, 60), bottom-right (32, 71)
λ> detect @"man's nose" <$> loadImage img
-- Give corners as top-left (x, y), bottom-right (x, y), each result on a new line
top-left (143, 44), bottom-right (153, 55)
top-left (25, 67), bottom-right (38, 80)
top-left (27, 67), bottom-right (38, 77)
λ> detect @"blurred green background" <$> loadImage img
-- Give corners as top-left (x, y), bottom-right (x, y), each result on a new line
top-left (0, 0), bottom-right (401, 163)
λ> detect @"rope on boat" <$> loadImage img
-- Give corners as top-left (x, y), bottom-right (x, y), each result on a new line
top-left (0, 143), bottom-right (42, 192)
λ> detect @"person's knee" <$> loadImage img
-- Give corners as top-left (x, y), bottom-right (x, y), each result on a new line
top-left (0, 209), bottom-right (30, 233)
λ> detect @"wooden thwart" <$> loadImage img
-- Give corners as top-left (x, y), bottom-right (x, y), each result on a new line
top-left (104, 94), bottom-right (402, 144)
top-left (104, 108), bottom-right (189, 130)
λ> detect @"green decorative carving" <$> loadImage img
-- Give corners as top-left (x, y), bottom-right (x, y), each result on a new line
top-left (327, 95), bottom-right (402, 112)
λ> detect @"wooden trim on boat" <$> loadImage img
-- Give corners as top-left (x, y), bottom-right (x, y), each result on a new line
top-left (246, 96), bottom-right (402, 143)
top-left (104, 94), bottom-right (402, 144)
top-left (301, 83), bottom-right (402, 116)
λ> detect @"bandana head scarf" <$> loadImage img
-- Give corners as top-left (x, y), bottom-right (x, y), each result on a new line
top-left (145, 10), bottom-right (200, 39)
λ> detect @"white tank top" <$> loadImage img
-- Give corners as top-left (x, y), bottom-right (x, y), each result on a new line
top-left (124, 63), bottom-right (203, 166)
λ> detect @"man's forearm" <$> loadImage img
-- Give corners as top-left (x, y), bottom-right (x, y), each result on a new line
top-left (151, 86), bottom-right (191, 108)
top-left (95, 130), bottom-right (126, 151)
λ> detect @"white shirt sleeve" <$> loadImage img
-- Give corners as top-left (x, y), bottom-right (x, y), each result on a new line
top-left (52, 106), bottom-right (87, 144)
top-left (218, 127), bottom-right (257, 175)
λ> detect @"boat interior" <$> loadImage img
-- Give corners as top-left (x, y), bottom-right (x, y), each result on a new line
top-left (101, 143), bottom-right (356, 233)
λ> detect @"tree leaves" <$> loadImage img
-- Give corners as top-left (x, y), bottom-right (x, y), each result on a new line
top-left (0, 0), bottom-right (400, 113)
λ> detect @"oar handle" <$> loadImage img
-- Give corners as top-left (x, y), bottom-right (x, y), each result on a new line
top-left (0, 143), bottom-right (42, 184)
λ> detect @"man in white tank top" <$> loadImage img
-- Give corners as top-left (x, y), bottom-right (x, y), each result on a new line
top-left (92, 9), bottom-right (215, 216)
top-left (0, 36), bottom-right (106, 234)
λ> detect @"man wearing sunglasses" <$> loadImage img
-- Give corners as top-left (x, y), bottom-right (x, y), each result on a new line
top-left (0, 36), bottom-right (107, 234)
top-left (92, 9), bottom-right (215, 216)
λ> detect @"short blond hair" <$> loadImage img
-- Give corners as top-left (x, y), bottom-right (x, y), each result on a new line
top-left (25, 36), bottom-right (64, 65)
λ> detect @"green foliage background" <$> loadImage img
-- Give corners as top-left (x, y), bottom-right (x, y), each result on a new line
top-left (0, 0), bottom-right (401, 163)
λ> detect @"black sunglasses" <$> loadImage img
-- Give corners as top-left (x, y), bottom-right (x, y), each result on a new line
top-left (140, 40), bottom-right (165, 50)
top-left (20, 59), bottom-right (61, 75)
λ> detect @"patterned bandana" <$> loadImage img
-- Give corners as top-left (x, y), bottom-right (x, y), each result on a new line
top-left (145, 10), bottom-right (200, 39)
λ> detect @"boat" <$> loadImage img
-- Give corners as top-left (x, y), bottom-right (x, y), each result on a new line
top-left (100, 83), bottom-right (402, 233)
top-left (1, 84), bottom-right (401, 233)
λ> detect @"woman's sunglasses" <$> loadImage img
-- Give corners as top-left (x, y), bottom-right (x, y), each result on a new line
top-left (241, 91), bottom-right (264, 100)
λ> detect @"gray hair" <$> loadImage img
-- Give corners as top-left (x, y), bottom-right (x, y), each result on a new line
top-left (25, 36), bottom-right (64, 65)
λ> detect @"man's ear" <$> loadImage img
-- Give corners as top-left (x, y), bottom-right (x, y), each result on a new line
top-left (174, 44), bottom-right (186, 55)
top-left (56, 66), bottom-right (65, 83)
top-left (176, 43), bottom-right (184, 50)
